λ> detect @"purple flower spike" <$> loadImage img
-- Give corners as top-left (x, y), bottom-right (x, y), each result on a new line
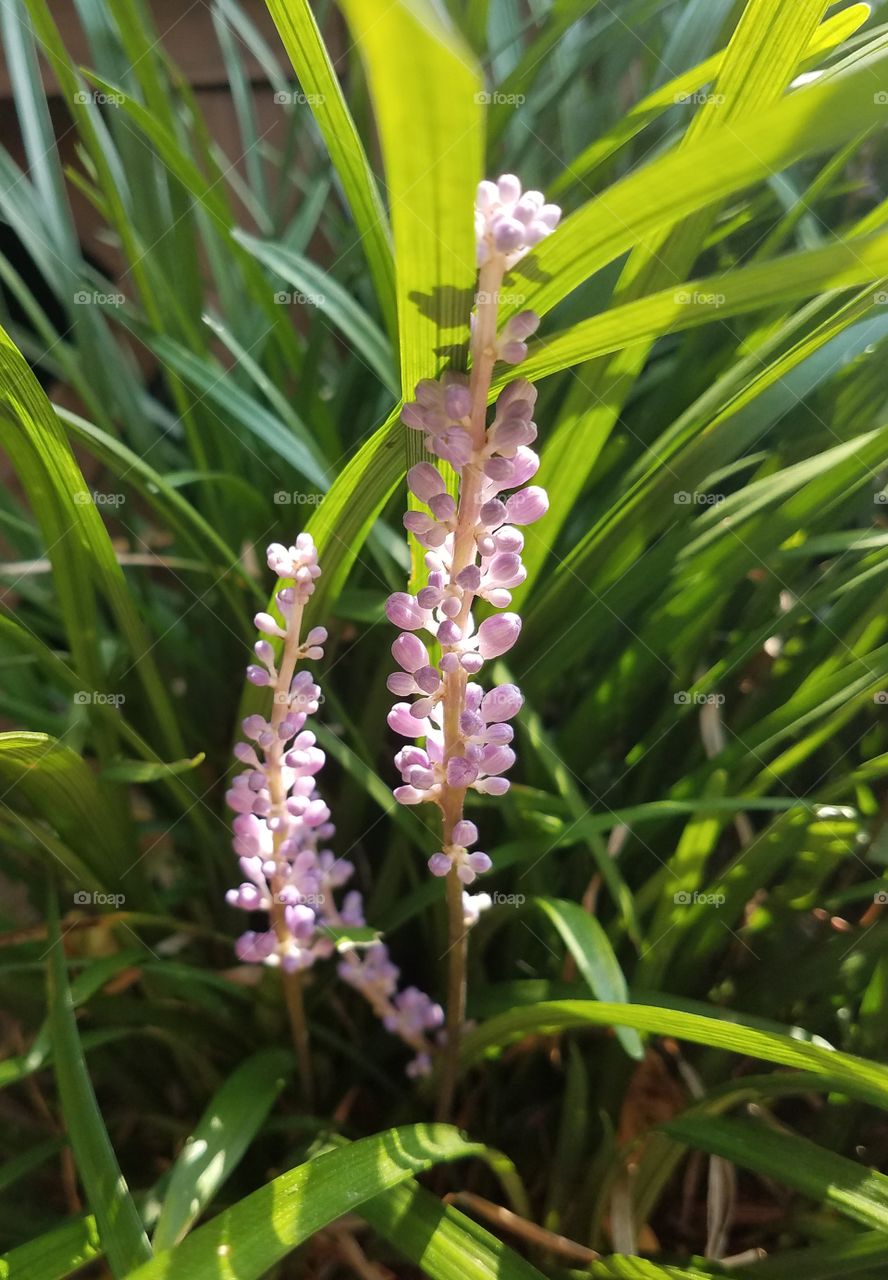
top-left (385, 176), bottom-right (559, 950)
top-left (228, 535), bottom-right (441, 1078)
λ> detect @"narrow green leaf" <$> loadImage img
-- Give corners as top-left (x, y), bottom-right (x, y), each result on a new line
top-left (534, 898), bottom-right (643, 1059)
top-left (152, 1049), bottom-right (292, 1250)
top-left (128, 1126), bottom-right (482, 1280)
top-left (46, 890), bottom-right (152, 1277)
top-left (262, 0), bottom-right (396, 337)
top-left (233, 231), bottom-right (398, 394)
top-left (513, 230), bottom-right (888, 386)
top-left (460, 1001), bottom-right (888, 1110)
top-left (0, 1216), bottom-right (101, 1280)
top-left (0, 732), bottom-right (148, 902)
top-left (663, 1114), bottom-right (888, 1232)
top-left (100, 754), bottom-right (205, 784)
top-left (360, 1179), bottom-right (547, 1280)
top-left (337, 0), bottom-right (482, 397)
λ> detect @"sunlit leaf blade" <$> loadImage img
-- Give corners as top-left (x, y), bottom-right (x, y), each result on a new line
top-left (360, 1179), bottom-right (547, 1280)
top-left (152, 1049), bottom-right (292, 1250)
top-left (513, 231), bottom-right (888, 385)
top-left (338, 0), bottom-right (482, 397)
top-left (262, 0), bottom-right (396, 338)
top-left (0, 1217), bottom-right (101, 1280)
top-left (461, 1001), bottom-right (888, 1110)
top-left (128, 1126), bottom-right (482, 1280)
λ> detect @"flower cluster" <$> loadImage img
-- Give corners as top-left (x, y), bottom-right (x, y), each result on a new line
top-left (227, 534), bottom-right (442, 1075)
top-left (385, 175), bottom-right (561, 902)
top-left (475, 173), bottom-right (561, 268)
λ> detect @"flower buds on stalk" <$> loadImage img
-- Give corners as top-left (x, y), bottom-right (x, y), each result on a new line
top-left (228, 534), bottom-right (441, 1075)
top-left (386, 176), bottom-right (561, 926)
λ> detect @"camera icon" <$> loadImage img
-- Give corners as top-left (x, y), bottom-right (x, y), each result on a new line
top-left (673, 890), bottom-right (692, 905)
top-left (273, 491), bottom-right (291, 505)
top-left (875, 493), bottom-right (888, 505)
top-left (875, 91), bottom-right (888, 105)
top-left (473, 91), bottom-right (492, 104)
top-left (74, 290), bottom-right (91, 305)
top-left (673, 691), bottom-right (690, 704)
top-left (874, 691), bottom-right (888, 705)
top-left (674, 290), bottom-right (691, 304)
top-left (273, 90), bottom-right (291, 105)
top-left (273, 291), bottom-right (291, 304)
top-left (674, 491), bottom-right (691, 504)
top-left (73, 90), bottom-right (90, 105)
top-left (73, 890), bottom-right (91, 905)
top-left (73, 690), bottom-right (91, 704)
top-left (875, 891), bottom-right (888, 905)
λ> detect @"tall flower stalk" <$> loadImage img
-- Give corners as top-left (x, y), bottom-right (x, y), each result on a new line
top-left (385, 176), bottom-right (561, 1118)
top-left (228, 535), bottom-right (443, 1100)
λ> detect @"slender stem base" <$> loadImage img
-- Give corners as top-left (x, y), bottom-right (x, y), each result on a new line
top-left (436, 866), bottom-right (467, 1121)
top-left (270, 900), bottom-right (314, 1108)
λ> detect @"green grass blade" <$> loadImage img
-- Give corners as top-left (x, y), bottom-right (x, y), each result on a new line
top-left (0, 1217), bottom-right (101, 1280)
top-left (128, 1126), bottom-right (482, 1280)
top-left (360, 1179), bottom-right (547, 1280)
top-left (234, 230), bottom-right (398, 394)
top-left (535, 898), bottom-right (643, 1059)
top-left (152, 1049), bottom-right (292, 1250)
top-left (0, 732), bottom-right (148, 902)
top-left (45, 889), bottom-right (152, 1277)
top-left (0, 326), bottom-right (183, 757)
top-left (263, 0), bottom-right (396, 338)
top-left (514, 230), bottom-right (888, 385)
top-left (663, 1114), bottom-right (888, 1232)
top-left (338, 0), bottom-right (482, 399)
top-left (460, 1000), bottom-right (888, 1110)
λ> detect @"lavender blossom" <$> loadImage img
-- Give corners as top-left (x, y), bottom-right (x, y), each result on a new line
top-left (386, 177), bottom-right (560, 918)
top-left (228, 533), bottom-right (442, 1076)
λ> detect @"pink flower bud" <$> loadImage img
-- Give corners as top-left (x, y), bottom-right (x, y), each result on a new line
top-left (407, 462), bottom-right (447, 502)
top-left (478, 613), bottom-right (522, 659)
top-left (505, 485), bottom-right (549, 525)
top-left (385, 592), bottom-right (427, 631)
